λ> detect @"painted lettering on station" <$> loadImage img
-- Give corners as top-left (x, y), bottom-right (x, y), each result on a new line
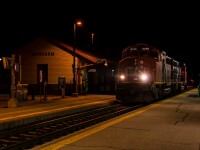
top-left (32, 51), bottom-right (54, 56)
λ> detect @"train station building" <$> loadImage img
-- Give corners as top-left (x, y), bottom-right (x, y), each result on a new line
top-left (14, 37), bottom-right (117, 97)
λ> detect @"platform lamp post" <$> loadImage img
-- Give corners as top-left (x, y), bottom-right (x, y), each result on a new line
top-left (91, 32), bottom-right (94, 49)
top-left (183, 63), bottom-right (187, 90)
top-left (72, 21), bottom-right (82, 97)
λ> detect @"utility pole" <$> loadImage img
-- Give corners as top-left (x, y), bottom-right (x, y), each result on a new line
top-left (72, 21), bottom-right (82, 97)
top-left (8, 54), bottom-right (18, 107)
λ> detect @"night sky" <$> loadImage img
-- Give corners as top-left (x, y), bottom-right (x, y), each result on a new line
top-left (0, 2), bottom-right (199, 79)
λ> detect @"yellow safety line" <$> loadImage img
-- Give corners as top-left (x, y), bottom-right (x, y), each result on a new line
top-left (34, 92), bottom-right (188, 150)
top-left (0, 100), bottom-right (113, 122)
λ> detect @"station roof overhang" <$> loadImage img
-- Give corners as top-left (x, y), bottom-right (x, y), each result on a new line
top-left (46, 37), bottom-right (102, 64)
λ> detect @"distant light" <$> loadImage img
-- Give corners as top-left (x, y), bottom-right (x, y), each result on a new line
top-left (104, 62), bottom-right (108, 66)
top-left (0, 58), bottom-right (2, 61)
top-left (76, 21), bottom-right (82, 25)
top-left (120, 75), bottom-right (125, 80)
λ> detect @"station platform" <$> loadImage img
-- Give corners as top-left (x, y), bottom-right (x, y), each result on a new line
top-left (33, 88), bottom-right (200, 150)
top-left (0, 94), bottom-right (116, 131)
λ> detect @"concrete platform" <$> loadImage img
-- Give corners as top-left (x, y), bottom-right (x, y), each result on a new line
top-left (0, 94), bottom-right (116, 131)
top-left (33, 88), bottom-right (200, 150)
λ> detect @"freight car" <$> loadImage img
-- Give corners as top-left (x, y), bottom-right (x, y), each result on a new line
top-left (115, 43), bottom-right (187, 103)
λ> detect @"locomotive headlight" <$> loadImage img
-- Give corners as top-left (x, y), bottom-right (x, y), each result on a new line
top-left (120, 75), bottom-right (125, 80)
top-left (140, 73), bottom-right (148, 81)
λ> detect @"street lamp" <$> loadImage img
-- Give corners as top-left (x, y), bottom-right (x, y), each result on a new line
top-left (72, 21), bottom-right (82, 97)
top-left (91, 33), bottom-right (94, 49)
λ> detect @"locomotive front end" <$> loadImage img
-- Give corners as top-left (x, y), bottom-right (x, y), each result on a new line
top-left (116, 44), bottom-right (158, 103)
top-left (116, 57), bottom-right (154, 103)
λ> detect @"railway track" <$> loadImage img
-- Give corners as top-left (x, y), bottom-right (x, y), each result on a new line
top-left (0, 102), bottom-right (144, 150)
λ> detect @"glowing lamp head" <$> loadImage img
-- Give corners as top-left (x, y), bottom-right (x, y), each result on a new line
top-left (140, 73), bottom-right (148, 81)
top-left (120, 75), bottom-right (125, 80)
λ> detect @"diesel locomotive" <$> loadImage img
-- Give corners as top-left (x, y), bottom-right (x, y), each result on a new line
top-left (115, 43), bottom-right (187, 103)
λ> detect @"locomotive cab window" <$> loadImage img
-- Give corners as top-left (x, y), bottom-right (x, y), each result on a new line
top-left (150, 51), bottom-right (159, 60)
top-left (129, 47), bottom-right (138, 56)
top-left (140, 49), bottom-right (149, 57)
top-left (122, 51), bottom-right (128, 59)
